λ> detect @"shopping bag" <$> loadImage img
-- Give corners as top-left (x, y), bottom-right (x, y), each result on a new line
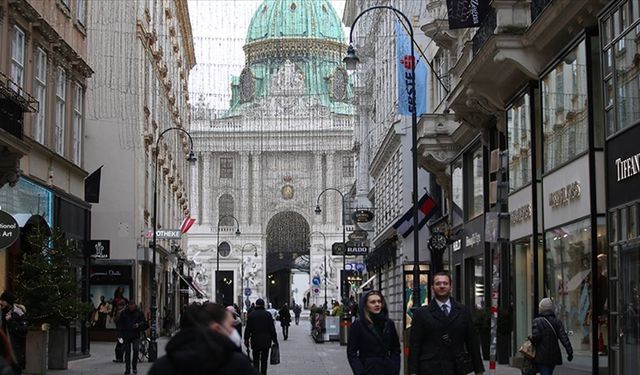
top-left (270, 343), bottom-right (280, 365)
top-left (518, 338), bottom-right (536, 359)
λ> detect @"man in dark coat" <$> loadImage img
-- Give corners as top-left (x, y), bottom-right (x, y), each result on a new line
top-left (0, 292), bottom-right (27, 369)
top-left (531, 298), bottom-right (573, 374)
top-left (293, 304), bottom-right (302, 325)
top-left (150, 302), bottom-right (258, 375)
top-left (347, 290), bottom-right (401, 375)
top-left (277, 304), bottom-right (291, 340)
top-left (408, 272), bottom-right (484, 375)
top-left (244, 298), bottom-right (278, 374)
top-left (116, 300), bottom-right (147, 374)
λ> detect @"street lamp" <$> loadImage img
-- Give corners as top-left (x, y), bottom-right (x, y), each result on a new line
top-left (216, 215), bottom-right (241, 303)
top-left (345, 5), bottom-right (423, 311)
top-left (314, 188), bottom-right (346, 304)
top-left (241, 243), bottom-right (257, 311)
top-left (311, 231), bottom-right (328, 308)
top-left (151, 127), bottom-right (196, 361)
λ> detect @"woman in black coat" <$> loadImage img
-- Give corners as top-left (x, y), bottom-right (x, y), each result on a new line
top-left (347, 291), bottom-right (401, 375)
top-left (531, 298), bottom-right (573, 375)
top-left (278, 304), bottom-right (292, 340)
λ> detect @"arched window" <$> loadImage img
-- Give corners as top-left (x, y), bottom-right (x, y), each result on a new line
top-left (218, 194), bottom-right (235, 226)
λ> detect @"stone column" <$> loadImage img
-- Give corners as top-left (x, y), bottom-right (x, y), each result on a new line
top-left (240, 152), bottom-right (250, 226)
top-left (190, 155), bottom-right (200, 223)
top-left (252, 152), bottom-right (262, 227)
top-left (201, 152), bottom-right (212, 225)
top-left (314, 152), bottom-right (323, 225)
top-left (325, 152), bottom-right (336, 225)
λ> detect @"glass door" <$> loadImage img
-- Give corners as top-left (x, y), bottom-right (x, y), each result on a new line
top-left (621, 243), bottom-right (640, 374)
top-left (512, 239), bottom-right (534, 352)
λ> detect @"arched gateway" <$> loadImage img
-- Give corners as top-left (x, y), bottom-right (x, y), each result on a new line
top-left (266, 211), bottom-right (309, 309)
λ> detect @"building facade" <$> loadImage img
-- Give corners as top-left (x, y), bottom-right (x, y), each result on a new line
top-left (187, 0), bottom-right (355, 310)
top-left (0, 0), bottom-right (93, 357)
top-left (84, 0), bottom-right (195, 338)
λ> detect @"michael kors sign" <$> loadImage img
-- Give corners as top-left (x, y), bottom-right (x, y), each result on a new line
top-left (549, 181), bottom-right (581, 208)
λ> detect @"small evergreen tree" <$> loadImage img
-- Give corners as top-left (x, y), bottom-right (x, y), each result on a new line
top-left (13, 226), bottom-right (91, 327)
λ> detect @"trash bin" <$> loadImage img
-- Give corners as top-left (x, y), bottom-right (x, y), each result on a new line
top-left (339, 313), bottom-right (351, 346)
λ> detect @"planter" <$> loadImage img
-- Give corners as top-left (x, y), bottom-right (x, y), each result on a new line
top-left (25, 325), bottom-right (48, 375)
top-left (48, 326), bottom-right (69, 370)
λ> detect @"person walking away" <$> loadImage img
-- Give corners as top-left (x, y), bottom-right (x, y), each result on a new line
top-left (116, 300), bottom-right (147, 374)
top-left (227, 305), bottom-right (243, 339)
top-left (531, 298), bottom-right (573, 375)
top-left (112, 300), bottom-right (126, 363)
top-left (293, 304), bottom-right (302, 325)
top-left (347, 290), bottom-right (400, 375)
top-left (244, 298), bottom-right (278, 374)
top-left (277, 304), bottom-right (291, 340)
top-left (408, 272), bottom-right (484, 375)
top-left (0, 292), bottom-right (27, 369)
top-left (150, 302), bottom-right (259, 375)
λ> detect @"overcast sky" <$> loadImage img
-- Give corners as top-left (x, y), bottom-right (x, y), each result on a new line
top-left (188, 0), bottom-right (347, 112)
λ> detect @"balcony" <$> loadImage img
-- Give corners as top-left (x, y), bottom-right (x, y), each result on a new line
top-left (420, 0), bottom-right (459, 50)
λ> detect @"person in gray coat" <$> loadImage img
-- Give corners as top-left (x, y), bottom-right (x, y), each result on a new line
top-left (531, 298), bottom-right (573, 375)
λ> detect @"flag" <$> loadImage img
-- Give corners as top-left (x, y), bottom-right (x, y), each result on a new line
top-left (395, 21), bottom-right (427, 117)
top-left (446, 0), bottom-right (491, 29)
top-left (180, 215), bottom-right (196, 234)
top-left (393, 193), bottom-right (438, 238)
top-left (84, 166), bottom-right (102, 203)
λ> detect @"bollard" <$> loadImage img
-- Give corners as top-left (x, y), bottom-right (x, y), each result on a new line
top-left (339, 313), bottom-right (351, 346)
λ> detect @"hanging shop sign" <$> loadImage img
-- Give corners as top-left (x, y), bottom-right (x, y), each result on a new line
top-left (348, 230), bottom-right (368, 242)
top-left (144, 228), bottom-right (182, 239)
top-left (548, 181), bottom-right (581, 209)
top-left (0, 210), bottom-right (20, 249)
top-left (463, 215), bottom-right (485, 255)
top-left (352, 210), bottom-right (374, 223)
top-left (86, 240), bottom-right (111, 259)
top-left (345, 241), bottom-right (369, 256)
top-left (332, 242), bottom-right (345, 256)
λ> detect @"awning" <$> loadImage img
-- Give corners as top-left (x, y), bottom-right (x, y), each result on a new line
top-left (175, 271), bottom-right (207, 299)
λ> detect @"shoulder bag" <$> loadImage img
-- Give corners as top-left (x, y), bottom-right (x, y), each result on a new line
top-left (518, 337), bottom-right (536, 360)
top-left (270, 343), bottom-right (280, 365)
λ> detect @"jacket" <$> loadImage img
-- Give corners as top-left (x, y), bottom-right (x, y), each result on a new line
top-left (278, 307), bottom-right (291, 326)
top-left (1, 304), bottom-right (27, 341)
top-left (116, 308), bottom-right (147, 340)
top-left (408, 299), bottom-right (484, 375)
top-left (347, 291), bottom-right (401, 375)
top-left (244, 306), bottom-right (278, 350)
top-left (149, 327), bottom-right (259, 375)
top-left (531, 311), bottom-right (573, 366)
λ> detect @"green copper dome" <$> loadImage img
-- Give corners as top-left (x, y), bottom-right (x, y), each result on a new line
top-left (246, 0), bottom-right (345, 44)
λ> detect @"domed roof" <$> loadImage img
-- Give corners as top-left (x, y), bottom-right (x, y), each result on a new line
top-left (246, 0), bottom-right (345, 44)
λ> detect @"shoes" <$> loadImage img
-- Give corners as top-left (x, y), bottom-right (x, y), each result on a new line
top-left (133, 370), bottom-right (137, 374)
top-left (124, 371), bottom-right (130, 375)
top-left (113, 359), bottom-right (123, 363)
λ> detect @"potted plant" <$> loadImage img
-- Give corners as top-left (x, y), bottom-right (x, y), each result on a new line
top-left (13, 226), bottom-right (92, 371)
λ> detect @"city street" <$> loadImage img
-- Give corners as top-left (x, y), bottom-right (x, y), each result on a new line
top-left (51, 317), bottom-right (521, 375)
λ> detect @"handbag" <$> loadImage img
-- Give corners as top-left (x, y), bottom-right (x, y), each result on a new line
top-left (270, 343), bottom-right (280, 365)
top-left (454, 351), bottom-right (474, 375)
top-left (518, 337), bottom-right (536, 359)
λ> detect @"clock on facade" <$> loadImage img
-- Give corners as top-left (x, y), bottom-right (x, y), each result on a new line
top-left (428, 232), bottom-right (448, 254)
top-left (281, 185), bottom-right (294, 200)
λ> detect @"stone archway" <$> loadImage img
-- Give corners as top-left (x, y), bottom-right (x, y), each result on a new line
top-left (266, 211), bottom-right (310, 309)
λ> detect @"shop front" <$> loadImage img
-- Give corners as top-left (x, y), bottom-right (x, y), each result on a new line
top-left (89, 261), bottom-right (135, 341)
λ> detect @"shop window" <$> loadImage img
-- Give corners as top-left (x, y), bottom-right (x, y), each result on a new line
top-left (468, 147), bottom-right (484, 219)
top-left (512, 240), bottom-right (534, 350)
top-left (451, 158), bottom-right (463, 227)
top-left (465, 256), bottom-right (485, 310)
top-left (508, 93), bottom-right (532, 190)
top-left (542, 40), bottom-right (589, 172)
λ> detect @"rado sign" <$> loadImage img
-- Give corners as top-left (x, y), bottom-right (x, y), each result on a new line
top-left (549, 181), bottom-right (581, 208)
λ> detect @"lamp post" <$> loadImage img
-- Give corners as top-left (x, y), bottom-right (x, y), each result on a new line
top-left (311, 231), bottom-right (328, 308)
top-left (216, 215), bottom-right (241, 303)
top-left (314, 188), bottom-right (346, 304)
top-left (241, 242), bottom-right (257, 311)
top-left (151, 127), bottom-right (196, 361)
top-left (344, 5), bottom-right (423, 310)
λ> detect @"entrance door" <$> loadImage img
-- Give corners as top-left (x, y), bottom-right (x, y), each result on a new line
top-left (216, 271), bottom-right (234, 306)
top-left (621, 243), bottom-right (640, 374)
top-left (267, 269), bottom-right (291, 308)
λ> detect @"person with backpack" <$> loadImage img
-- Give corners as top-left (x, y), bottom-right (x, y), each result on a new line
top-left (531, 298), bottom-right (574, 375)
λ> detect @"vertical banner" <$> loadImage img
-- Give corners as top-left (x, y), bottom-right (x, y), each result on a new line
top-left (395, 21), bottom-right (427, 117)
top-left (446, 0), bottom-right (491, 29)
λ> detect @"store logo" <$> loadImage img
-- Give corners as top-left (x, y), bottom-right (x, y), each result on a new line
top-left (510, 204), bottom-right (532, 224)
top-left (615, 152), bottom-right (640, 182)
top-left (465, 233), bottom-right (482, 248)
top-left (549, 181), bottom-right (581, 208)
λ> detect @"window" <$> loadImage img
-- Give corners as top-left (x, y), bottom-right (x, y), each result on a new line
top-left (55, 68), bottom-right (67, 155)
top-left (468, 147), bottom-right (484, 218)
top-left (76, 0), bottom-right (86, 25)
top-left (342, 155), bottom-right (354, 178)
top-left (10, 26), bottom-right (25, 90)
top-left (33, 48), bottom-right (48, 144)
top-left (507, 93), bottom-right (532, 190)
top-left (220, 157), bottom-right (233, 178)
top-left (218, 194), bottom-right (235, 226)
top-left (451, 159), bottom-right (463, 227)
top-left (72, 83), bottom-right (83, 164)
top-left (542, 40), bottom-right (589, 171)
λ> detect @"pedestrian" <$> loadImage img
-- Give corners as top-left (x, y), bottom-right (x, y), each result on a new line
top-left (277, 303), bottom-right (291, 340)
top-left (346, 290), bottom-right (400, 375)
top-left (0, 330), bottom-right (21, 374)
top-left (244, 298), bottom-right (278, 374)
top-left (531, 298), bottom-right (573, 375)
top-left (293, 304), bottom-right (302, 325)
top-left (112, 300), bottom-right (126, 363)
top-left (96, 296), bottom-right (110, 329)
top-left (115, 300), bottom-right (148, 374)
top-left (227, 305), bottom-right (243, 338)
top-left (408, 271), bottom-right (484, 375)
top-left (248, 302), bottom-right (256, 316)
top-left (0, 292), bottom-right (27, 369)
top-left (150, 302), bottom-right (259, 375)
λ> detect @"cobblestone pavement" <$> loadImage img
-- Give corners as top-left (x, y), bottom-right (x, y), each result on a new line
top-left (50, 318), bottom-right (522, 374)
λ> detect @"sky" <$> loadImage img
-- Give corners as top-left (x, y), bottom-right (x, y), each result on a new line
top-left (187, 0), bottom-right (347, 112)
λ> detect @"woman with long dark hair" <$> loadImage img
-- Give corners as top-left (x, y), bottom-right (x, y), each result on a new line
top-left (347, 291), bottom-right (400, 375)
